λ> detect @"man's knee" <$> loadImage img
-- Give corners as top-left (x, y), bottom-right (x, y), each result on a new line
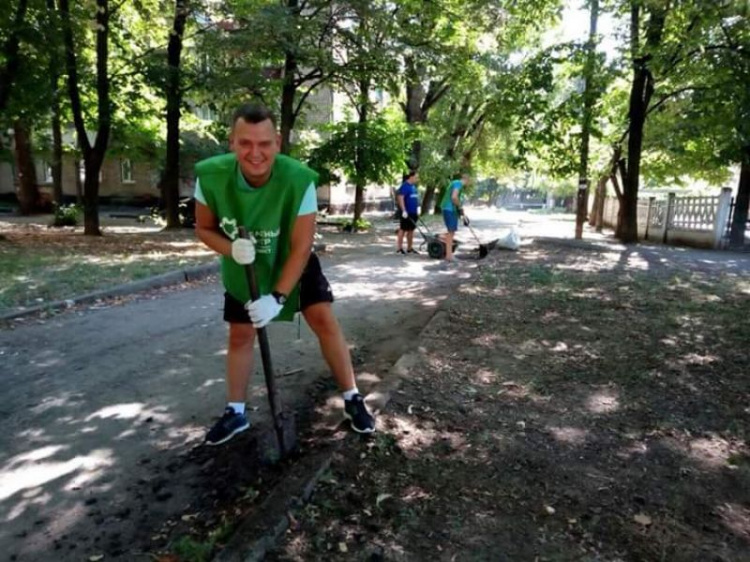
top-left (228, 323), bottom-right (255, 350)
top-left (304, 303), bottom-right (340, 338)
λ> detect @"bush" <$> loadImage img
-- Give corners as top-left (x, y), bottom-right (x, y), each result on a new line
top-left (342, 217), bottom-right (371, 232)
top-left (50, 203), bottom-right (82, 227)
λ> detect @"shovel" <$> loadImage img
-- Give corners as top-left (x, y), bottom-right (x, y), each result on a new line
top-left (462, 214), bottom-right (496, 259)
top-left (238, 227), bottom-right (297, 460)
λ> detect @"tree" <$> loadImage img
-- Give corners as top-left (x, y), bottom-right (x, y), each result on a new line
top-left (161, 0), bottom-right (191, 229)
top-left (59, 0), bottom-right (111, 235)
top-left (575, 0), bottom-right (599, 239)
top-left (307, 117), bottom-right (411, 222)
top-left (0, 0), bottom-right (29, 113)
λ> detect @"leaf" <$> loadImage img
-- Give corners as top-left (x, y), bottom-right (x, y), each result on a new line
top-left (338, 542), bottom-right (348, 553)
top-left (89, 556), bottom-right (104, 562)
top-left (376, 493), bottom-right (392, 507)
top-left (634, 513), bottom-right (652, 526)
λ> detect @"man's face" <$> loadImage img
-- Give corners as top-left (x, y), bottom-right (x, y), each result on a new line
top-left (412, 173), bottom-right (419, 184)
top-left (229, 118), bottom-right (281, 184)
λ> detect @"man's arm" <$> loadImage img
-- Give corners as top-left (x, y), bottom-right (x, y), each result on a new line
top-left (195, 201), bottom-right (232, 256)
top-left (397, 194), bottom-right (406, 212)
top-left (451, 187), bottom-right (461, 208)
top-left (273, 212), bottom-right (315, 297)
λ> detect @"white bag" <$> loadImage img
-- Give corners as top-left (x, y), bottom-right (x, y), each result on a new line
top-left (497, 227), bottom-right (520, 251)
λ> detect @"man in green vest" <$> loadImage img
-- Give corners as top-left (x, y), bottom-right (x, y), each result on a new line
top-left (194, 104), bottom-right (376, 445)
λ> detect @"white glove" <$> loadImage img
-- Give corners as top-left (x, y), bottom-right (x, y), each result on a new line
top-left (401, 210), bottom-right (408, 219)
top-left (231, 237), bottom-right (255, 265)
top-left (245, 294), bottom-right (283, 328)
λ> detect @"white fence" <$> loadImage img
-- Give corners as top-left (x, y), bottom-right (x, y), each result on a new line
top-left (601, 188), bottom-right (733, 249)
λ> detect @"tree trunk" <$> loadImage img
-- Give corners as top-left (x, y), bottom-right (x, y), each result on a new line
top-left (279, 0), bottom-right (299, 155)
top-left (13, 119), bottom-right (40, 215)
top-left (60, 0), bottom-right (111, 235)
top-left (0, 0), bottom-right (28, 113)
top-left (280, 51), bottom-right (298, 155)
top-left (619, 1), bottom-right (664, 243)
top-left (46, 0), bottom-right (64, 205)
top-left (162, 0), bottom-right (188, 229)
top-left (352, 79), bottom-right (369, 229)
top-left (421, 184), bottom-right (437, 216)
top-left (729, 148), bottom-right (750, 247)
top-left (404, 59), bottom-right (426, 169)
top-left (575, 0), bottom-right (599, 239)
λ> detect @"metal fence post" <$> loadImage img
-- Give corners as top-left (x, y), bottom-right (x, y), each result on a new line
top-left (713, 187), bottom-right (733, 249)
top-left (662, 192), bottom-right (675, 244)
top-left (645, 196), bottom-right (655, 240)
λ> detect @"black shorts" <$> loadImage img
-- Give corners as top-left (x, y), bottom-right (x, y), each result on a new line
top-left (223, 253), bottom-right (334, 323)
top-left (399, 213), bottom-right (418, 231)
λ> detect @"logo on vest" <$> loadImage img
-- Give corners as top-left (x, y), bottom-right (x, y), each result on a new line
top-left (253, 228), bottom-right (280, 255)
top-left (220, 217), bottom-right (238, 240)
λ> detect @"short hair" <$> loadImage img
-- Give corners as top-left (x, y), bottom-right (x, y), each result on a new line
top-left (404, 170), bottom-right (417, 181)
top-left (232, 104), bottom-right (277, 128)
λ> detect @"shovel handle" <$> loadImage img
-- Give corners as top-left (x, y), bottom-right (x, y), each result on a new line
top-left (237, 226), bottom-right (286, 454)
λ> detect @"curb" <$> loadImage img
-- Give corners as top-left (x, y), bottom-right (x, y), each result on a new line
top-left (211, 309), bottom-right (450, 562)
top-left (0, 262), bottom-right (219, 322)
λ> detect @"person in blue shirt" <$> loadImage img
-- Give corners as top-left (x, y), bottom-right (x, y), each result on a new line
top-left (396, 170), bottom-right (420, 254)
top-left (440, 172), bottom-right (471, 262)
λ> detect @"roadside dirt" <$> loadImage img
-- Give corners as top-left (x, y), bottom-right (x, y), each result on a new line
top-left (266, 238), bottom-right (750, 562)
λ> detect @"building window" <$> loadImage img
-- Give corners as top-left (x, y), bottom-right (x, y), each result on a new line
top-left (121, 158), bottom-right (134, 183)
top-left (42, 160), bottom-right (54, 184)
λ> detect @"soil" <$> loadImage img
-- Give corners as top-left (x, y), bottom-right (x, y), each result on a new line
top-left (265, 237), bottom-right (750, 562)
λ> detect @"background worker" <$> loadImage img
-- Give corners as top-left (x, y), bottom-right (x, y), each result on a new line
top-left (396, 170), bottom-right (420, 254)
top-left (439, 172), bottom-right (471, 263)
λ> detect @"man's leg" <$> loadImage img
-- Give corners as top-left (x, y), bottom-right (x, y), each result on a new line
top-left (205, 304), bottom-right (254, 446)
top-left (406, 230), bottom-right (415, 251)
top-left (227, 323), bottom-right (255, 401)
top-left (396, 228), bottom-right (405, 253)
top-left (445, 231), bottom-right (455, 261)
top-left (303, 302), bottom-right (356, 391)
top-left (303, 302), bottom-right (375, 433)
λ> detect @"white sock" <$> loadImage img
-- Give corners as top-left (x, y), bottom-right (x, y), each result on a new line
top-left (227, 402), bottom-right (246, 415)
top-left (342, 388), bottom-right (359, 401)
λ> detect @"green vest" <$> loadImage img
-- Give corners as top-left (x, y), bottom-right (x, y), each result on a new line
top-left (195, 153), bottom-right (318, 321)
top-left (440, 179), bottom-right (463, 211)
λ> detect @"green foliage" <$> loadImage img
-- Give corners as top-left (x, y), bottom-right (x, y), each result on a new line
top-left (343, 217), bottom-right (372, 232)
top-left (50, 203), bottom-right (81, 227)
top-left (307, 118), bottom-right (412, 188)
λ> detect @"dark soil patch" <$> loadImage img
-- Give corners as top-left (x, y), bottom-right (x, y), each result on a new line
top-left (266, 240), bottom-right (750, 561)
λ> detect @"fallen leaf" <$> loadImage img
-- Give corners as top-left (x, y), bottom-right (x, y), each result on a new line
top-left (634, 513), bottom-right (652, 526)
top-left (338, 542), bottom-right (348, 553)
top-left (89, 556), bottom-right (104, 562)
top-left (376, 493), bottom-right (392, 507)
top-left (544, 505), bottom-right (555, 515)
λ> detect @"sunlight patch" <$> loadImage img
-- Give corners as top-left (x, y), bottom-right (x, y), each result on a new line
top-left (717, 503), bottom-right (750, 541)
top-left (547, 426), bottom-right (588, 445)
top-left (85, 403), bottom-right (146, 421)
top-left (1, 448), bottom-right (113, 504)
top-left (688, 436), bottom-right (733, 467)
top-left (586, 388), bottom-right (620, 414)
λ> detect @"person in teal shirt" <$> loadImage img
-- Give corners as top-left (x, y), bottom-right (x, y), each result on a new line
top-left (194, 104), bottom-right (375, 445)
top-left (440, 173), bottom-right (471, 262)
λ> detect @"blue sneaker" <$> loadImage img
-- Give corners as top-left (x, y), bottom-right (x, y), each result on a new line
top-left (205, 407), bottom-right (250, 446)
top-left (344, 394), bottom-right (376, 434)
